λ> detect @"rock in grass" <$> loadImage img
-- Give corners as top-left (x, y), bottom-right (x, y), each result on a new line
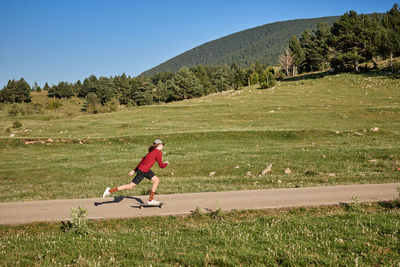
top-left (246, 171), bottom-right (252, 177)
top-left (284, 168), bottom-right (292, 174)
top-left (261, 164), bottom-right (273, 176)
top-left (209, 172), bottom-right (216, 176)
top-left (370, 127), bottom-right (379, 132)
top-left (368, 159), bottom-right (378, 163)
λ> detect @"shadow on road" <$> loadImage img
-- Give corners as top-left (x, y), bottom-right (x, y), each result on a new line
top-left (94, 196), bottom-right (144, 206)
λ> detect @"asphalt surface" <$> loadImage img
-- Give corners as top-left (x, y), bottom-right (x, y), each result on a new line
top-left (0, 183), bottom-right (399, 225)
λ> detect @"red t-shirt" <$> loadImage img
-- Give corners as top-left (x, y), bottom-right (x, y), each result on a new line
top-left (134, 149), bottom-right (168, 172)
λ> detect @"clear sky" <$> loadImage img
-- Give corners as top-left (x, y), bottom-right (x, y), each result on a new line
top-left (0, 0), bottom-right (397, 88)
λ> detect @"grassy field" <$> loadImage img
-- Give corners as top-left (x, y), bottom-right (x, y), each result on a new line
top-left (0, 201), bottom-right (399, 266)
top-left (0, 72), bottom-right (399, 202)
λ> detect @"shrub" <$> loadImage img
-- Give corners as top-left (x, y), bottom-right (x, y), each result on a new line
top-left (82, 92), bottom-right (101, 113)
top-left (260, 67), bottom-right (276, 89)
top-left (192, 207), bottom-right (207, 218)
top-left (8, 104), bottom-right (23, 116)
top-left (45, 101), bottom-right (62, 110)
top-left (260, 79), bottom-right (276, 89)
top-left (98, 98), bottom-right (119, 113)
top-left (23, 103), bottom-right (43, 115)
top-left (392, 61), bottom-right (400, 79)
top-left (61, 206), bottom-right (90, 235)
top-left (349, 195), bottom-right (361, 212)
top-left (249, 73), bottom-right (259, 85)
top-left (12, 121), bottom-right (22, 128)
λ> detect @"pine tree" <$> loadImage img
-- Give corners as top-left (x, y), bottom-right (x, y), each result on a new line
top-left (289, 35), bottom-right (305, 76)
top-left (114, 74), bottom-right (132, 105)
top-left (230, 62), bottom-right (247, 89)
top-left (260, 67), bottom-right (276, 89)
top-left (173, 66), bottom-right (204, 99)
top-left (249, 73), bottom-right (259, 85)
top-left (211, 65), bottom-right (232, 92)
top-left (16, 78), bottom-right (31, 102)
top-left (131, 80), bottom-right (155, 106)
top-left (330, 11), bottom-right (366, 71)
top-left (33, 81), bottom-right (41, 92)
top-left (43, 82), bottom-right (50, 91)
top-left (96, 78), bottom-right (115, 104)
top-left (190, 65), bottom-right (213, 94)
top-left (309, 22), bottom-right (332, 71)
top-left (382, 4), bottom-right (400, 70)
top-left (299, 30), bottom-right (314, 72)
top-left (73, 80), bottom-right (82, 97)
top-left (0, 78), bottom-right (31, 103)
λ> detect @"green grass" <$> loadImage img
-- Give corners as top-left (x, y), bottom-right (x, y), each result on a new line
top-left (0, 73), bottom-right (399, 202)
top-left (0, 202), bottom-right (399, 266)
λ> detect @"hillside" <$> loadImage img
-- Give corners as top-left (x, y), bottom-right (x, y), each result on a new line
top-left (141, 16), bottom-right (340, 76)
top-left (1, 73), bottom-right (399, 202)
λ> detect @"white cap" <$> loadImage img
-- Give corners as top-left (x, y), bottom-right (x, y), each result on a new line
top-left (154, 139), bottom-right (164, 144)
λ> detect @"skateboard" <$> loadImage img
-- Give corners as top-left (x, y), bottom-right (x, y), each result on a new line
top-left (139, 202), bottom-right (164, 209)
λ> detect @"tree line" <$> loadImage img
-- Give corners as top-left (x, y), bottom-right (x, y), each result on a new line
top-left (280, 4), bottom-right (400, 76)
top-left (0, 63), bottom-right (277, 111)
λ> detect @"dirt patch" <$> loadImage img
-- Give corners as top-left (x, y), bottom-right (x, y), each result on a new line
top-left (21, 138), bottom-right (86, 145)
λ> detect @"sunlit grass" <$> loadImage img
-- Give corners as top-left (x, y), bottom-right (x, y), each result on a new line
top-left (0, 202), bottom-right (399, 266)
top-left (0, 73), bottom-right (399, 202)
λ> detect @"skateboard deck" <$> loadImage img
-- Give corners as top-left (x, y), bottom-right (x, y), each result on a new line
top-left (139, 202), bottom-right (164, 209)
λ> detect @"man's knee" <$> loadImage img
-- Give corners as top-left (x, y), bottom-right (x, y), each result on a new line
top-left (127, 182), bottom-right (135, 190)
top-left (152, 176), bottom-right (159, 184)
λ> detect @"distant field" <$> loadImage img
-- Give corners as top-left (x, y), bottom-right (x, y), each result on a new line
top-left (0, 72), bottom-right (399, 202)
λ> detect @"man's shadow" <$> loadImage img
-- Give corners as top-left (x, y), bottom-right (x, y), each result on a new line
top-left (94, 196), bottom-right (144, 206)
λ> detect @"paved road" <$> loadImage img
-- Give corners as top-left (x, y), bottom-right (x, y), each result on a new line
top-left (0, 183), bottom-right (399, 225)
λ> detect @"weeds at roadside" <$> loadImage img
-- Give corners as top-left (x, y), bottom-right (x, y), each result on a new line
top-left (350, 195), bottom-right (361, 212)
top-left (192, 207), bottom-right (207, 218)
top-left (340, 195), bottom-right (363, 213)
top-left (378, 187), bottom-right (400, 210)
top-left (61, 206), bottom-right (90, 235)
top-left (191, 201), bottom-right (226, 221)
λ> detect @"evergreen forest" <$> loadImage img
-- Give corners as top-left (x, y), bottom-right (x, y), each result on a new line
top-left (141, 16), bottom-right (341, 76)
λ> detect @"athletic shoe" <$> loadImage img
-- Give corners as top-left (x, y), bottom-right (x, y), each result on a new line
top-left (102, 187), bottom-right (110, 198)
top-left (147, 199), bottom-right (160, 205)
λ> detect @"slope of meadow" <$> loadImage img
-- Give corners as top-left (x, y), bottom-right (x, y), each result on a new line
top-left (0, 72), bottom-right (399, 202)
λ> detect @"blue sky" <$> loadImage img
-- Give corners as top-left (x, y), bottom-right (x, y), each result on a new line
top-left (0, 0), bottom-right (397, 87)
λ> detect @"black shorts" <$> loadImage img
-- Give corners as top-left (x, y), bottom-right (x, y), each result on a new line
top-left (132, 169), bottom-right (155, 185)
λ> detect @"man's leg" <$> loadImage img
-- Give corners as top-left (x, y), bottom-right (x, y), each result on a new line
top-left (148, 176), bottom-right (160, 201)
top-left (111, 182), bottom-right (136, 193)
top-left (103, 182), bottom-right (136, 198)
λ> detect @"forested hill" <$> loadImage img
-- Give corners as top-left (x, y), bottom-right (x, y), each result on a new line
top-left (141, 16), bottom-right (340, 76)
